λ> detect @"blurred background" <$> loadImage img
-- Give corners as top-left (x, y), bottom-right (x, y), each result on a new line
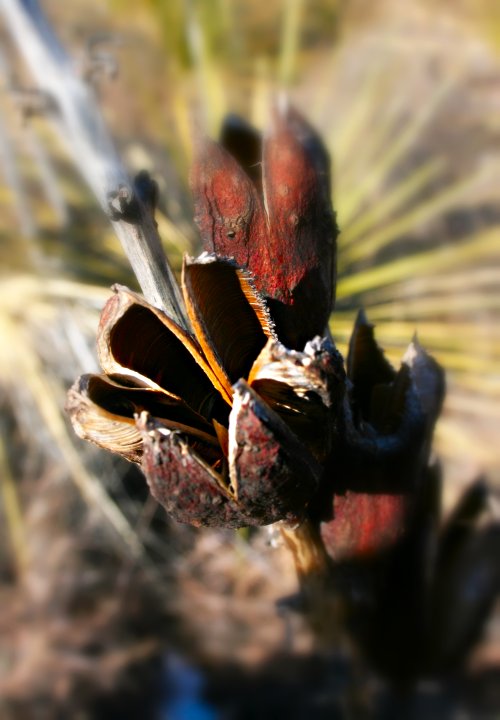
top-left (0, 0), bottom-right (499, 717)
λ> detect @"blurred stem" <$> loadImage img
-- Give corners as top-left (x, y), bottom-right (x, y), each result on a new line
top-left (0, 433), bottom-right (29, 578)
top-left (185, 0), bottom-right (227, 133)
top-left (0, 104), bottom-right (37, 241)
top-left (251, 57), bottom-right (272, 128)
top-left (278, 0), bottom-right (304, 87)
top-left (1, 0), bottom-right (188, 328)
top-left (281, 519), bottom-right (343, 648)
top-left (4, 314), bottom-right (144, 560)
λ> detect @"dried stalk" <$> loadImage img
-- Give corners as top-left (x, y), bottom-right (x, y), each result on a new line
top-left (1, 0), bottom-right (188, 329)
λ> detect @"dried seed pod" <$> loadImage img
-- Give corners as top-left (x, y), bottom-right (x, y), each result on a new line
top-left (67, 245), bottom-right (341, 528)
top-left (182, 253), bottom-right (274, 394)
top-left (66, 373), bottom-right (216, 462)
top-left (190, 137), bottom-right (267, 270)
top-left (249, 336), bottom-right (345, 460)
top-left (228, 380), bottom-right (322, 525)
top-left (138, 413), bottom-right (248, 528)
top-left (427, 480), bottom-right (500, 671)
top-left (262, 106), bottom-right (336, 348)
top-left (191, 106), bottom-right (337, 349)
top-left (318, 315), bottom-right (433, 562)
top-left (138, 378), bottom-right (323, 528)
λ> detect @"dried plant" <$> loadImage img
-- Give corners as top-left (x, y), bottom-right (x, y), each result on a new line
top-left (1, 0), bottom-right (500, 716)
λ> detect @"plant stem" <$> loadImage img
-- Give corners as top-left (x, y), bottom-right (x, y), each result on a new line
top-left (1, 0), bottom-right (188, 328)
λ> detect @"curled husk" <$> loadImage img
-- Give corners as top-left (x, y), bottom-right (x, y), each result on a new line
top-left (67, 251), bottom-right (344, 528)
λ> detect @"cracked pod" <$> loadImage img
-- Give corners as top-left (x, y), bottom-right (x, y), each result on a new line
top-left (138, 381), bottom-right (322, 528)
top-left (191, 106), bottom-right (337, 350)
top-left (67, 251), bottom-right (342, 527)
top-left (67, 105), bottom-right (446, 572)
top-left (316, 311), bottom-right (445, 562)
top-left (67, 106), bottom-right (345, 529)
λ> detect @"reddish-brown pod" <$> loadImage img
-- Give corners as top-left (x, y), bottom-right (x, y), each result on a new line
top-left (190, 136), bottom-right (268, 275)
top-left (191, 105), bottom-right (337, 350)
top-left (261, 105), bottom-right (337, 349)
top-left (320, 491), bottom-right (410, 562)
top-left (317, 313), bottom-right (444, 562)
top-left (67, 105), bottom-right (446, 568)
top-left (66, 254), bottom-right (336, 529)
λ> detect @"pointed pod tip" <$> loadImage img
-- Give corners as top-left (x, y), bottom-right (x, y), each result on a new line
top-left (135, 409), bottom-right (152, 433)
top-left (98, 287), bottom-right (128, 338)
top-left (402, 334), bottom-right (443, 377)
top-left (231, 378), bottom-right (270, 425)
top-left (303, 334), bottom-right (336, 359)
top-left (190, 136), bottom-right (236, 183)
top-left (195, 134), bottom-right (234, 159)
top-left (136, 410), bottom-right (174, 442)
top-left (355, 307), bottom-right (369, 327)
top-left (190, 131), bottom-right (215, 156)
top-left (231, 378), bottom-right (254, 413)
top-left (401, 338), bottom-right (445, 422)
top-left (402, 334), bottom-right (425, 365)
top-left (107, 283), bottom-right (139, 306)
top-left (265, 94), bottom-right (292, 138)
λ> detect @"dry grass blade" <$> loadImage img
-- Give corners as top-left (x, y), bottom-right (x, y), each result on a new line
top-left (185, 0), bottom-right (228, 134)
top-left (340, 171), bottom-right (495, 265)
top-left (278, 0), bottom-right (305, 87)
top-left (324, 50), bottom-right (391, 171)
top-left (0, 278), bottom-right (143, 559)
top-left (340, 157), bottom-right (445, 246)
top-left (336, 228), bottom-right (499, 298)
top-left (335, 75), bottom-right (456, 227)
top-left (332, 318), bottom-right (500, 359)
top-left (0, 102), bottom-right (37, 240)
top-left (0, 433), bottom-right (29, 577)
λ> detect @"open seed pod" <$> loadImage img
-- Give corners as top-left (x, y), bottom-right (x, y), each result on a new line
top-left (316, 312), bottom-right (445, 562)
top-left (67, 252), bottom-right (339, 528)
top-left (138, 379), bottom-right (322, 528)
top-left (67, 106), bottom-right (447, 574)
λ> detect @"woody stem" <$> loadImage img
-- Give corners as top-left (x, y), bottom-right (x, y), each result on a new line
top-left (280, 519), bottom-right (344, 648)
top-left (1, 0), bottom-right (188, 329)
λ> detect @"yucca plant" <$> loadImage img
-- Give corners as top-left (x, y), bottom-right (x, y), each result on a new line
top-left (1, 0), bottom-right (499, 715)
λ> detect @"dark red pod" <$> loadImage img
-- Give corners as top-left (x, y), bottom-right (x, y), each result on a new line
top-left (190, 137), bottom-right (267, 270)
top-left (67, 106), bottom-right (446, 564)
top-left (137, 412), bottom-right (251, 528)
top-left (67, 251), bottom-right (338, 530)
top-left (228, 380), bottom-right (322, 525)
top-left (317, 314), bottom-right (444, 562)
top-left (191, 106), bottom-right (337, 350)
top-left (320, 491), bottom-right (409, 561)
top-left (261, 107), bottom-right (336, 349)
top-left (137, 378), bottom-right (322, 529)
